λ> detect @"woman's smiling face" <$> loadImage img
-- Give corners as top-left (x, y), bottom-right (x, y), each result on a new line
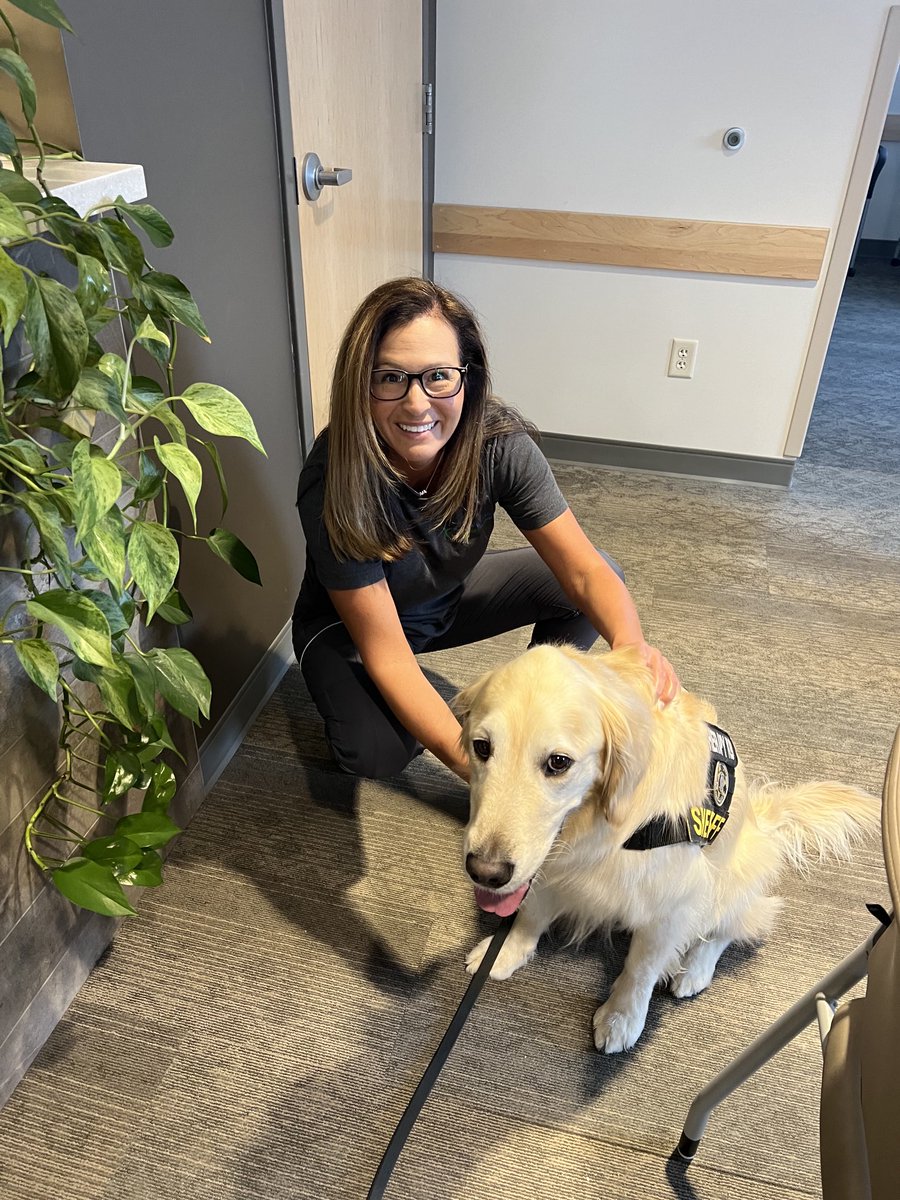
top-left (369, 313), bottom-right (465, 487)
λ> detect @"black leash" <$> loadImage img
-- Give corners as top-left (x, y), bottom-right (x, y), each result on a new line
top-left (366, 916), bottom-right (514, 1199)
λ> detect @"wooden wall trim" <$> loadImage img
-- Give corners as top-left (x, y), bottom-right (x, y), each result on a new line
top-left (433, 203), bottom-right (830, 280)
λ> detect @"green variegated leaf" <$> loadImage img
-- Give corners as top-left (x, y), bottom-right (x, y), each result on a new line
top-left (95, 662), bottom-right (140, 729)
top-left (75, 557), bottom-right (109, 583)
top-left (82, 505), bottom-right (126, 590)
top-left (154, 436), bottom-right (201, 531)
top-left (115, 811), bottom-right (181, 849)
top-left (197, 439), bottom-right (228, 517)
top-left (82, 836), bottom-right (143, 871)
top-left (13, 637), bottom-right (59, 698)
top-left (142, 399), bottom-right (186, 445)
top-left (82, 590), bottom-right (130, 637)
top-left (45, 435), bottom-right (78, 470)
top-left (125, 652), bottom-right (158, 721)
top-left (97, 351), bottom-right (128, 394)
top-left (103, 748), bottom-right (142, 802)
top-left (133, 314), bottom-right (170, 369)
top-left (44, 211), bottom-right (105, 263)
top-left (74, 253), bottom-right (111, 319)
top-left (52, 859), bottom-right (137, 917)
top-left (26, 589), bottom-right (114, 667)
top-left (119, 592), bottom-right (136, 626)
top-left (37, 196), bottom-right (80, 220)
top-left (0, 437), bottom-right (47, 475)
top-left (70, 656), bottom-right (98, 684)
top-left (181, 383), bottom-right (265, 453)
top-left (207, 527), bottom-right (261, 585)
top-left (128, 520), bottom-right (179, 621)
top-left (16, 491), bottom-right (72, 584)
top-left (71, 438), bottom-right (121, 541)
top-left (117, 848), bottom-right (163, 888)
top-left (146, 646), bottom-right (210, 722)
top-left (70, 366), bottom-right (126, 424)
top-left (94, 218), bottom-right (145, 278)
top-left (128, 374), bottom-right (163, 406)
top-left (4, 0), bottom-right (74, 33)
top-left (134, 270), bottom-right (209, 341)
top-left (0, 48), bottom-right (37, 121)
top-left (0, 167), bottom-right (40, 203)
top-left (133, 450), bottom-right (163, 504)
top-left (0, 246), bottom-right (27, 345)
top-left (154, 587), bottom-right (192, 625)
top-left (86, 307), bottom-right (118, 337)
top-left (135, 314), bottom-right (169, 350)
top-left (24, 274), bottom-right (89, 396)
top-left (113, 197), bottom-right (174, 247)
top-left (141, 761), bottom-right (176, 813)
top-left (148, 713), bottom-right (181, 759)
top-left (0, 193), bottom-right (29, 243)
top-left (0, 115), bottom-right (18, 157)
top-left (135, 740), bottom-right (165, 766)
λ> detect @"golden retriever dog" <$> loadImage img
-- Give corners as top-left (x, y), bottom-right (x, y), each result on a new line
top-left (455, 644), bottom-right (878, 1053)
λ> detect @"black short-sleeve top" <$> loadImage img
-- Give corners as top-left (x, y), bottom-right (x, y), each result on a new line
top-left (293, 428), bottom-right (568, 648)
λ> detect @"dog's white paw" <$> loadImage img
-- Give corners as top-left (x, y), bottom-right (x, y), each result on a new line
top-left (592, 1000), bottom-right (647, 1053)
top-left (465, 933), bottom-right (534, 980)
top-left (670, 962), bottom-right (716, 999)
top-left (670, 938), bottom-right (727, 998)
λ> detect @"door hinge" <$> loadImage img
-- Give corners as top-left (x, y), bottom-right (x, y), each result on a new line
top-left (423, 83), bottom-right (434, 136)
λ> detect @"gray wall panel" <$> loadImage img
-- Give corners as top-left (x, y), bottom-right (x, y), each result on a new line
top-left (62, 0), bottom-right (307, 732)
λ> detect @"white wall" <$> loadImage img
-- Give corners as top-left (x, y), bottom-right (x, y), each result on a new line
top-left (434, 0), bottom-right (895, 460)
top-left (861, 69), bottom-right (900, 241)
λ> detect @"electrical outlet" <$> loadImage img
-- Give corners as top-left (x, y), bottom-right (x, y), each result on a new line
top-left (667, 338), bottom-right (698, 379)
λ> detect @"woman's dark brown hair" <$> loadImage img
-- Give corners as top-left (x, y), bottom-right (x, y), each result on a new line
top-left (323, 276), bottom-right (533, 562)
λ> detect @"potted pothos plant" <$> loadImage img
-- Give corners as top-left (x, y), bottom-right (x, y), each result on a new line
top-left (0, 0), bottom-right (265, 917)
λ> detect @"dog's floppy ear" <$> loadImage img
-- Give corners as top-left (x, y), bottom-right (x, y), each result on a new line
top-left (450, 676), bottom-right (485, 727)
top-left (593, 684), bottom-right (653, 825)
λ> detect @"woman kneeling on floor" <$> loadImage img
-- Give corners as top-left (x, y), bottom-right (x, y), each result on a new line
top-left (292, 276), bottom-right (679, 780)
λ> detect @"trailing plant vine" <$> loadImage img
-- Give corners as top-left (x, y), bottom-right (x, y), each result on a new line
top-left (0, 0), bottom-right (264, 917)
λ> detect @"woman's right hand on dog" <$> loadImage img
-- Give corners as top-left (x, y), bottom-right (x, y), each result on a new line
top-left (616, 639), bottom-right (681, 706)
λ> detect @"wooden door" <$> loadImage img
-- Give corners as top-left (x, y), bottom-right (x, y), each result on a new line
top-left (282, 0), bottom-right (424, 433)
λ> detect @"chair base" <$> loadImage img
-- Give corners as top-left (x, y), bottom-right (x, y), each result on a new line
top-left (674, 931), bottom-right (876, 1165)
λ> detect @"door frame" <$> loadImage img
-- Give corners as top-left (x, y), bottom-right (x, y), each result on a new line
top-left (265, 0), bottom-right (436, 459)
top-left (423, 0), bottom-right (437, 277)
top-left (785, 5), bottom-right (900, 457)
top-left (264, 0), bottom-right (314, 458)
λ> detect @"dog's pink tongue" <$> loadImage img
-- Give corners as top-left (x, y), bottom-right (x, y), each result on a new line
top-left (473, 882), bottom-right (530, 916)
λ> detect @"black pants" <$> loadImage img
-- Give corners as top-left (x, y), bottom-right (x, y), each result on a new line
top-left (293, 546), bottom-right (619, 779)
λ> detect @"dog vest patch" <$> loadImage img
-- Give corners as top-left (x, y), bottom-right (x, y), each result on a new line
top-left (622, 722), bottom-right (738, 851)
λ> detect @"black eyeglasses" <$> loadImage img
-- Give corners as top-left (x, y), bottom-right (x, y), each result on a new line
top-left (370, 365), bottom-right (467, 401)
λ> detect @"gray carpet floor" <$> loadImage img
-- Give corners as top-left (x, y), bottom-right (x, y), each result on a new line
top-left (1, 252), bottom-right (899, 1199)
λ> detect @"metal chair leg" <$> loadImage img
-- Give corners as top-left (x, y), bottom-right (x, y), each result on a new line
top-left (674, 932), bottom-right (876, 1163)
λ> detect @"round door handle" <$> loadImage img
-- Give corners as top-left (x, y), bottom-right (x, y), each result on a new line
top-left (302, 152), bottom-right (353, 201)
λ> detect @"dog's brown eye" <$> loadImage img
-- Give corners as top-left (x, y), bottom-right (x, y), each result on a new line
top-left (545, 753), bottom-right (573, 776)
top-left (472, 738), bottom-right (492, 761)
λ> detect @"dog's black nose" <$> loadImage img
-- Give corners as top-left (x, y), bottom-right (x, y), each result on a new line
top-left (465, 852), bottom-right (514, 889)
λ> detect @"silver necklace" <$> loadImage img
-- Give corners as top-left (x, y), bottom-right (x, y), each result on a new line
top-left (408, 452), bottom-right (443, 497)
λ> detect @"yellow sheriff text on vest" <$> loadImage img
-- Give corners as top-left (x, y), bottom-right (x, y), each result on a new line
top-left (691, 806), bottom-right (726, 841)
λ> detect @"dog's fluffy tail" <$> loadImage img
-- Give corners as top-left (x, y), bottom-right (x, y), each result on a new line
top-left (750, 781), bottom-right (880, 870)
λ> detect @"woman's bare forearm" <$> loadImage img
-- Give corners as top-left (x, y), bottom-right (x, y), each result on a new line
top-left (365, 651), bottom-right (470, 780)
